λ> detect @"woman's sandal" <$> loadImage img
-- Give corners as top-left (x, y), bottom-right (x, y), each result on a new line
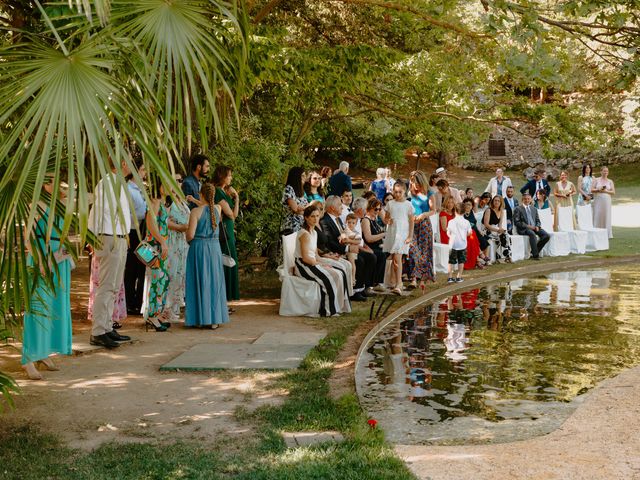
top-left (38, 358), bottom-right (59, 371)
top-left (23, 362), bottom-right (43, 380)
top-left (391, 288), bottom-right (403, 296)
top-left (112, 321), bottom-right (122, 330)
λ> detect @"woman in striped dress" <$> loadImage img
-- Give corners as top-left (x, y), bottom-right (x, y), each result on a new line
top-left (294, 204), bottom-right (351, 317)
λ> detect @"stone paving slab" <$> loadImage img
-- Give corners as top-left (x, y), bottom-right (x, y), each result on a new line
top-left (252, 331), bottom-right (326, 346)
top-left (160, 343), bottom-right (315, 371)
top-left (282, 431), bottom-right (345, 448)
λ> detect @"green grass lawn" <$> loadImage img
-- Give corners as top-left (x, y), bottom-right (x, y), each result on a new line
top-left (2, 163), bottom-right (638, 480)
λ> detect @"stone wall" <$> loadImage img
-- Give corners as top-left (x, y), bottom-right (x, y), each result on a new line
top-left (466, 124), bottom-right (543, 169)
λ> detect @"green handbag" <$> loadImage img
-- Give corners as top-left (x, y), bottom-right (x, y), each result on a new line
top-left (135, 241), bottom-right (159, 267)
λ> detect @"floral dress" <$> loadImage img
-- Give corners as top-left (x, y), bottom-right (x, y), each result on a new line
top-left (405, 193), bottom-right (435, 282)
top-left (145, 204), bottom-right (170, 320)
top-left (165, 200), bottom-right (190, 320)
top-left (281, 185), bottom-right (308, 234)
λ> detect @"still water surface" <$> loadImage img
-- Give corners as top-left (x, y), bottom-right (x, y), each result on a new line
top-left (357, 267), bottom-right (640, 445)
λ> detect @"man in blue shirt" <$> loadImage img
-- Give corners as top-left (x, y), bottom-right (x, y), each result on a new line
top-left (123, 161), bottom-right (148, 318)
top-left (182, 154), bottom-right (210, 209)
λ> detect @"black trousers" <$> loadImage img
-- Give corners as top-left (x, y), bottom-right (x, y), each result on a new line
top-left (355, 250), bottom-right (377, 289)
top-left (371, 249), bottom-right (386, 285)
top-left (519, 228), bottom-right (550, 257)
top-left (124, 223), bottom-right (146, 312)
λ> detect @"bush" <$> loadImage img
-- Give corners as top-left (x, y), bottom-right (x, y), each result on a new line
top-left (209, 116), bottom-right (308, 262)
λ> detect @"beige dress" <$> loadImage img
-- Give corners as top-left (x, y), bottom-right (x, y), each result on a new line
top-left (592, 177), bottom-right (613, 238)
top-left (554, 181), bottom-right (575, 208)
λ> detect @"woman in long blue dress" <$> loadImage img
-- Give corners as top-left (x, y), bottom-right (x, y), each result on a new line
top-left (185, 183), bottom-right (229, 328)
top-left (22, 185), bottom-right (72, 380)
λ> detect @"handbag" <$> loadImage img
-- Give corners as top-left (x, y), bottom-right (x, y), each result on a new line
top-left (135, 241), bottom-right (159, 267)
top-left (219, 218), bottom-right (236, 268)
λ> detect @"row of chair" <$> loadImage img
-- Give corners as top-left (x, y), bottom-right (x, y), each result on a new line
top-left (278, 204), bottom-right (608, 317)
top-left (430, 203), bottom-right (608, 272)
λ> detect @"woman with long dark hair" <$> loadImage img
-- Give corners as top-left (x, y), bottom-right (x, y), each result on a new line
top-left (577, 164), bottom-right (593, 206)
top-left (213, 165), bottom-right (240, 301)
top-left (281, 166), bottom-right (308, 235)
top-left (483, 195), bottom-right (512, 263)
top-left (294, 204), bottom-right (350, 316)
top-left (303, 170), bottom-right (325, 203)
top-left (185, 183), bottom-right (229, 328)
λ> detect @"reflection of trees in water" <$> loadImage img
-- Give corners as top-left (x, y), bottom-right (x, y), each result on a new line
top-left (366, 267), bottom-right (640, 423)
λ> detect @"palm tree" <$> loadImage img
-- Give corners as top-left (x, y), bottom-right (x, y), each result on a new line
top-left (0, 0), bottom-right (248, 403)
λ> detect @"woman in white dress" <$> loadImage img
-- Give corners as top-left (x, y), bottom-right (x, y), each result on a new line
top-left (382, 182), bottom-right (414, 295)
top-left (591, 166), bottom-right (615, 238)
top-left (294, 204), bottom-right (351, 316)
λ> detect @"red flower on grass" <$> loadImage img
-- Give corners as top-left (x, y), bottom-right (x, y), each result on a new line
top-left (367, 419), bottom-right (377, 429)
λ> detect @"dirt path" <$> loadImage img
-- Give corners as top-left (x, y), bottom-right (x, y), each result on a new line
top-left (1, 259), bottom-right (319, 450)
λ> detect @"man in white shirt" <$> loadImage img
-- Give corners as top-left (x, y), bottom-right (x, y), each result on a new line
top-left (485, 168), bottom-right (513, 198)
top-left (88, 158), bottom-right (133, 348)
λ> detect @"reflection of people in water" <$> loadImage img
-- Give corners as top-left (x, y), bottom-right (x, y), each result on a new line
top-left (445, 296), bottom-right (468, 361)
top-left (381, 329), bottom-right (410, 398)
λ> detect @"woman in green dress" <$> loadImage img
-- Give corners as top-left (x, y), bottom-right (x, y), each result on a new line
top-left (22, 182), bottom-right (72, 380)
top-left (213, 166), bottom-right (240, 301)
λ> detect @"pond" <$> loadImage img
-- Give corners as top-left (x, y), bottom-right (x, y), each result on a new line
top-left (356, 266), bottom-right (640, 445)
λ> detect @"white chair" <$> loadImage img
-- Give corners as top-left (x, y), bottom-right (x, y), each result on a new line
top-left (509, 234), bottom-right (530, 262)
top-left (537, 209), bottom-right (570, 257)
top-left (556, 206), bottom-right (587, 254)
top-left (278, 233), bottom-right (321, 317)
top-left (576, 204), bottom-right (609, 252)
top-left (430, 214), bottom-right (451, 274)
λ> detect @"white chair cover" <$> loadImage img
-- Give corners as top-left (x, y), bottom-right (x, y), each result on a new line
top-left (537, 209), bottom-right (571, 257)
top-left (278, 233), bottom-right (321, 317)
top-left (429, 214), bottom-right (450, 273)
top-left (509, 234), bottom-right (530, 262)
top-left (576, 204), bottom-right (609, 251)
top-left (556, 206), bottom-right (587, 254)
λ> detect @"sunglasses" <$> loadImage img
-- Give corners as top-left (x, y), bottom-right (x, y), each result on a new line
top-left (374, 207), bottom-right (382, 211)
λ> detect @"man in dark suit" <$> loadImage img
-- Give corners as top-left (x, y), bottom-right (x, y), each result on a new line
top-left (320, 195), bottom-right (374, 301)
top-left (513, 192), bottom-right (550, 259)
top-left (503, 185), bottom-right (518, 234)
top-left (520, 169), bottom-right (550, 198)
top-left (328, 161), bottom-right (352, 197)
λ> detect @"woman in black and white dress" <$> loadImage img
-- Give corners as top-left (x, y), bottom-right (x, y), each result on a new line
top-left (294, 204), bottom-right (351, 317)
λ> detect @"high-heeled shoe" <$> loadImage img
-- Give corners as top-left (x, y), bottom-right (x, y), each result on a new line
top-left (145, 320), bottom-right (168, 332)
top-left (23, 362), bottom-right (43, 380)
top-left (38, 358), bottom-right (59, 371)
top-left (160, 322), bottom-right (171, 329)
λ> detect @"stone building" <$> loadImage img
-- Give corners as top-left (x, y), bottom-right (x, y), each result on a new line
top-left (467, 124), bottom-right (543, 170)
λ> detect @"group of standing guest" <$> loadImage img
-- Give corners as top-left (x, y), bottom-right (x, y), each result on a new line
top-left (21, 153), bottom-right (239, 380)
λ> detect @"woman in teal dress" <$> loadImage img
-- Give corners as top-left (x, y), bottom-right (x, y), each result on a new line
top-left (144, 176), bottom-right (170, 331)
top-left (213, 166), bottom-right (240, 301)
top-left (22, 183), bottom-right (72, 380)
top-left (185, 183), bottom-right (229, 328)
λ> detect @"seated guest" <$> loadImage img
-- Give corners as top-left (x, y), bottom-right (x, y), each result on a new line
top-left (465, 187), bottom-right (474, 200)
top-left (477, 192), bottom-right (491, 215)
top-left (513, 192), bottom-right (550, 260)
top-left (483, 195), bottom-right (512, 263)
top-left (321, 195), bottom-right (375, 301)
top-left (520, 169), bottom-right (551, 198)
top-left (462, 198), bottom-right (488, 268)
top-left (295, 204), bottom-right (351, 316)
top-left (328, 161), bottom-right (352, 197)
top-left (303, 170), bottom-right (325, 203)
top-left (485, 168), bottom-right (513, 198)
top-left (352, 197), bottom-right (382, 294)
top-left (503, 185), bottom-right (518, 234)
top-left (361, 198), bottom-right (387, 288)
top-left (534, 189), bottom-right (551, 210)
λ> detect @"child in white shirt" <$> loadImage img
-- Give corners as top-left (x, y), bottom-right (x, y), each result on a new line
top-left (446, 202), bottom-right (472, 283)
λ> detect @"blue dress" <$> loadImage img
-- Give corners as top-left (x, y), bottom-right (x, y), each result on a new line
top-left (22, 212), bottom-right (72, 364)
top-left (370, 179), bottom-right (387, 202)
top-left (185, 206), bottom-right (229, 327)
